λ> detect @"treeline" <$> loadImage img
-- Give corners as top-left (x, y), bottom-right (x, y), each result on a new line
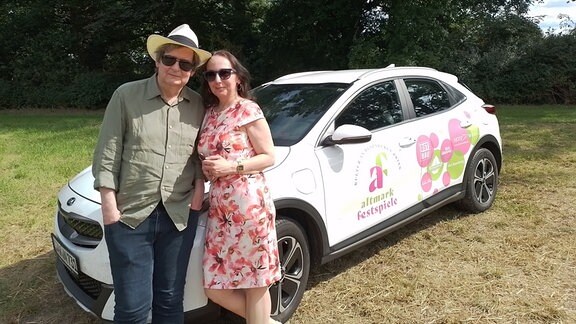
top-left (0, 0), bottom-right (575, 109)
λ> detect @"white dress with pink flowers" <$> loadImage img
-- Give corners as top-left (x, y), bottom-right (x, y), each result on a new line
top-left (197, 100), bottom-right (281, 289)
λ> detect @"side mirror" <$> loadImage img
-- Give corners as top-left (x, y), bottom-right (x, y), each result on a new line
top-left (322, 124), bottom-right (372, 146)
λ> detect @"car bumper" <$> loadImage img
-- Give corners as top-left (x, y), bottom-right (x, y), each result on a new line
top-left (53, 184), bottom-right (220, 322)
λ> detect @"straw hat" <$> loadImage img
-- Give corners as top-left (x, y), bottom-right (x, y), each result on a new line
top-left (147, 24), bottom-right (211, 66)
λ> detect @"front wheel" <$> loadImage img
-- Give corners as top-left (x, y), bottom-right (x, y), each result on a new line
top-left (457, 147), bottom-right (499, 213)
top-left (270, 217), bottom-right (310, 323)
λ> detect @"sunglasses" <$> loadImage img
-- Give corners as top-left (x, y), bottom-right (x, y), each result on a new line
top-left (203, 69), bottom-right (236, 82)
top-left (160, 55), bottom-right (195, 72)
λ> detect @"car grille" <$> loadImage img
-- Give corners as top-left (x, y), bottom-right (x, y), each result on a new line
top-left (63, 264), bottom-right (103, 299)
top-left (62, 214), bottom-right (102, 239)
top-left (58, 201), bottom-right (102, 247)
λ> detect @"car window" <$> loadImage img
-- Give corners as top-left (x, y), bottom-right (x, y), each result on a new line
top-left (254, 83), bottom-right (348, 146)
top-left (335, 81), bottom-right (402, 131)
top-left (447, 83), bottom-right (467, 104)
top-left (405, 79), bottom-right (452, 117)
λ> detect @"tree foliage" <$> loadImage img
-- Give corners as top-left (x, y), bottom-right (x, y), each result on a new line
top-left (253, 0), bottom-right (366, 81)
top-left (0, 0), bottom-right (575, 108)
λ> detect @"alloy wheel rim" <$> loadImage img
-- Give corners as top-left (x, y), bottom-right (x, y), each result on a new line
top-left (270, 235), bottom-right (304, 316)
top-left (473, 157), bottom-right (495, 204)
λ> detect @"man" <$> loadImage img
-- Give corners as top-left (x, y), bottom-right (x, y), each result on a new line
top-left (92, 24), bottom-right (211, 323)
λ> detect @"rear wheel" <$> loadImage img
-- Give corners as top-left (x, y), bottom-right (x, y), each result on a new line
top-left (458, 148), bottom-right (499, 213)
top-left (270, 217), bottom-right (310, 323)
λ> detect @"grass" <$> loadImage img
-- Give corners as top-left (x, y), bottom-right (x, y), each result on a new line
top-left (0, 109), bottom-right (102, 323)
top-left (0, 105), bottom-right (575, 323)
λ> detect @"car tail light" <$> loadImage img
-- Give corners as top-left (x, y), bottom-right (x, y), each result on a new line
top-left (482, 104), bottom-right (496, 114)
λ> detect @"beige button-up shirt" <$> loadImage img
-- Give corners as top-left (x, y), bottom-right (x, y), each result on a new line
top-left (92, 75), bottom-right (204, 230)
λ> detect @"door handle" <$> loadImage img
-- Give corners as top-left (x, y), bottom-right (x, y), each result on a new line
top-left (399, 137), bottom-right (416, 148)
top-left (460, 120), bottom-right (472, 128)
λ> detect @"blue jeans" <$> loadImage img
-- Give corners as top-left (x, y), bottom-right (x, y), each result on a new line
top-left (104, 203), bottom-right (200, 324)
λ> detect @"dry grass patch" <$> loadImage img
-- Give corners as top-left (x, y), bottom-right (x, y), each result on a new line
top-left (288, 106), bottom-right (576, 324)
top-left (0, 106), bottom-right (575, 323)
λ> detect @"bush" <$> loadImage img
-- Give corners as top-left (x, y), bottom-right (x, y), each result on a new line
top-left (67, 72), bottom-right (127, 109)
top-left (0, 79), bottom-right (15, 108)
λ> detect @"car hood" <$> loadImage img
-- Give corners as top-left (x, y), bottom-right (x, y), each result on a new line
top-left (67, 166), bottom-right (100, 203)
top-left (68, 147), bottom-right (291, 204)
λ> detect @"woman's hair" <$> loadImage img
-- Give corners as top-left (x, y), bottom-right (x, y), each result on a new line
top-left (200, 50), bottom-right (253, 108)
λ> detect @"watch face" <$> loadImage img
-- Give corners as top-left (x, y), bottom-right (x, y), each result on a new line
top-left (236, 162), bottom-right (244, 172)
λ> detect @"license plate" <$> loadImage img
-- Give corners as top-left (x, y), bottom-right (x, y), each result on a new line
top-left (51, 234), bottom-right (79, 276)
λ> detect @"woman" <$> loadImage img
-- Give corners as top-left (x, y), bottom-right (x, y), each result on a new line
top-left (196, 50), bottom-right (282, 324)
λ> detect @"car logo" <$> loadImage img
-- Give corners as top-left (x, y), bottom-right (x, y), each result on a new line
top-left (66, 197), bottom-right (76, 206)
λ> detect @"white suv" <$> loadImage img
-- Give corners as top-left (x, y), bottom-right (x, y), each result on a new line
top-left (52, 66), bottom-right (502, 323)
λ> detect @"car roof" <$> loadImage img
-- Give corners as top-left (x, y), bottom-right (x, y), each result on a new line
top-left (267, 65), bottom-right (457, 85)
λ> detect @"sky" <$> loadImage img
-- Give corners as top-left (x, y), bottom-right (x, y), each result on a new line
top-left (528, 0), bottom-right (576, 32)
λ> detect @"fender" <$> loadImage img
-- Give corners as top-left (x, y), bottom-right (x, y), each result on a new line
top-left (273, 198), bottom-right (329, 267)
top-left (464, 134), bottom-right (503, 176)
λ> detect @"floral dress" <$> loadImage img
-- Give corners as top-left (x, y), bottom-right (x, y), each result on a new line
top-left (197, 99), bottom-right (281, 289)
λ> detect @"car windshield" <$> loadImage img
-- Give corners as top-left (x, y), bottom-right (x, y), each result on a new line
top-left (253, 83), bottom-right (349, 146)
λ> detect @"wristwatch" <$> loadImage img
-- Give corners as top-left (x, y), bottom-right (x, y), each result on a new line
top-left (236, 160), bottom-right (244, 174)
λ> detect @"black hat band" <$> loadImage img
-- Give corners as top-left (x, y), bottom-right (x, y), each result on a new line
top-left (168, 35), bottom-right (198, 49)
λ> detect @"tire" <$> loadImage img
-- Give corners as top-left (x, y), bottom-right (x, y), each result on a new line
top-left (457, 147), bottom-right (499, 213)
top-left (270, 217), bottom-right (311, 323)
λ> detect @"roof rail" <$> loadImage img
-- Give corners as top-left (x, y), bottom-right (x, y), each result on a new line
top-left (357, 64), bottom-right (440, 80)
top-left (357, 63), bottom-right (396, 79)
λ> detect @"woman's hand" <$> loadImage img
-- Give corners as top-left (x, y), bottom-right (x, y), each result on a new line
top-left (202, 155), bottom-right (236, 179)
top-left (202, 155), bottom-right (234, 179)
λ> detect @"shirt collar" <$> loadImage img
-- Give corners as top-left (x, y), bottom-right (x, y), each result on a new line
top-left (144, 74), bottom-right (193, 102)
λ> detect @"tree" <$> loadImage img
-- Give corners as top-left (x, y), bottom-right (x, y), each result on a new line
top-left (170, 0), bottom-right (271, 86)
top-left (352, 0), bottom-right (535, 67)
top-left (498, 33), bottom-right (576, 104)
top-left (457, 13), bottom-right (542, 100)
top-left (254, 0), bottom-right (367, 82)
top-left (0, 0), bottom-right (573, 107)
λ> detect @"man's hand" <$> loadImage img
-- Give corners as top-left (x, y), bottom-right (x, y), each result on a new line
top-left (190, 178), bottom-right (205, 211)
top-left (100, 188), bottom-right (121, 225)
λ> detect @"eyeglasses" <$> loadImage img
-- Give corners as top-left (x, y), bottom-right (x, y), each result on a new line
top-left (160, 55), bottom-right (195, 72)
top-left (203, 69), bottom-right (236, 82)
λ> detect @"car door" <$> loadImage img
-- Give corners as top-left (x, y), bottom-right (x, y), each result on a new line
top-left (398, 77), bottom-right (475, 202)
top-left (314, 80), bottom-right (417, 245)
